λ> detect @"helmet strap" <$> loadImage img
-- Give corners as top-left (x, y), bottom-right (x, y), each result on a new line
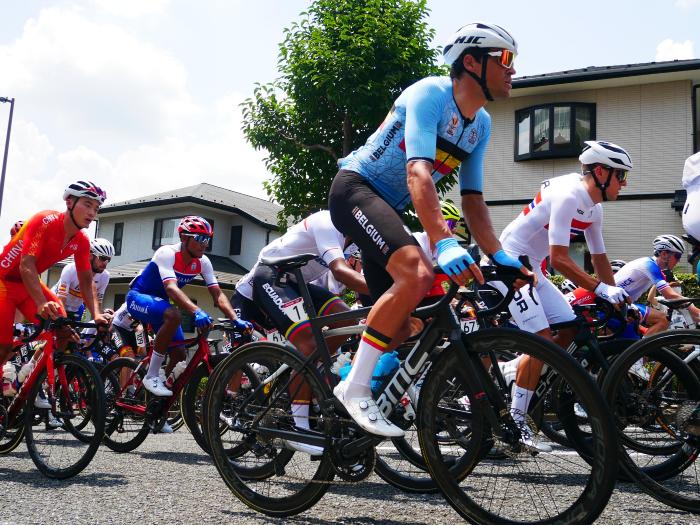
top-left (592, 166), bottom-right (613, 202)
top-left (67, 197), bottom-right (83, 229)
top-left (464, 55), bottom-right (494, 102)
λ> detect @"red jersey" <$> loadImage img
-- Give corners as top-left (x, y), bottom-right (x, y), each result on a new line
top-left (0, 210), bottom-right (91, 281)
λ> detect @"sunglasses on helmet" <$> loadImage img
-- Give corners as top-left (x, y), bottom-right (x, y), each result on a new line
top-left (184, 233), bottom-right (212, 245)
top-left (486, 49), bottom-right (515, 68)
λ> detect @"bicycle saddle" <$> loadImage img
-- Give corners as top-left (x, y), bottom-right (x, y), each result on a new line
top-left (260, 252), bottom-right (317, 270)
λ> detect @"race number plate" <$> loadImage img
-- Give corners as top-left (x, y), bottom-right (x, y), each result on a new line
top-left (460, 319), bottom-right (479, 334)
top-left (265, 328), bottom-right (287, 344)
top-left (281, 297), bottom-right (308, 323)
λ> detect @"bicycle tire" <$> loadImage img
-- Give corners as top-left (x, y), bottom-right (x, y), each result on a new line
top-left (0, 398), bottom-right (26, 454)
top-left (205, 341), bottom-right (334, 517)
top-left (181, 353), bottom-right (227, 454)
top-left (101, 357), bottom-right (151, 453)
top-left (602, 330), bottom-right (700, 512)
top-left (24, 354), bottom-right (105, 479)
top-left (418, 328), bottom-right (618, 525)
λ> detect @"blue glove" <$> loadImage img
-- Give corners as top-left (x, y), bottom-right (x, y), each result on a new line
top-left (491, 249), bottom-right (524, 270)
top-left (435, 238), bottom-right (475, 277)
top-left (193, 309), bottom-right (213, 329)
top-left (232, 317), bottom-right (253, 332)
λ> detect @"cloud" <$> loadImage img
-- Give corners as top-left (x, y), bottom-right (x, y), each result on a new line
top-left (89, 0), bottom-right (172, 18)
top-left (655, 38), bottom-right (695, 61)
top-left (0, 5), bottom-right (271, 242)
top-left (675, 0), bottom-right (700, 8)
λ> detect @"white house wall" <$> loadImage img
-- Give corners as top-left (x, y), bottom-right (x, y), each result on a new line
top-left (446, 79), bottom-right (694, 267)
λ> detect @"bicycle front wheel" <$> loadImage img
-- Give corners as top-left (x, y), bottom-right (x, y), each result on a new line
top-left (25, 354), bottom-right (105, 479)
top-left (418, 328), bottom-right (618, 525)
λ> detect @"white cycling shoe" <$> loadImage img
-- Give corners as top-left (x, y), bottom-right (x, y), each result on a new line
top-left (518, 422), bottom-right (552, 453)
top-left (284, 440), bottom-right (324, 456)
top-left (333, 381), bottom-right (404, 438)
top-left (34, 390), bottom-right (51, 409)
top-left (143, 376), bottom-right (173, 397)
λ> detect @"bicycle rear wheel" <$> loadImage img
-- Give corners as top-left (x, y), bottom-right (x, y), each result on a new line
top-left (0, 396), bottom-right (25, 454)
top-left (602, 330), bottom-right (700, 513)
top-left (205, 342), bottom-right (334, 517)
top-left (418, 329), bottom-right (618, 525)
top-left (101, 357), bottom-right (151, 453)
top-left (25, 354), bottom-right (105, 479)
top-left (181, 354), bottom-right (227, 454)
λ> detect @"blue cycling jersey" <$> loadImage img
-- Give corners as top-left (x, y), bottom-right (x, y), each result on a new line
top-left (338, 76), bottom-right (491, 211)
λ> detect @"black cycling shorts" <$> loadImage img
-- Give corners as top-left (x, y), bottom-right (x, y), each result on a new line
top-left (329, 169), bottom-right (418, 301)
top-left (111, 326), bottom-right (137, 355)
top-left (230, 290), bottom-right (273, 331)
top-left (244, 264), bottom-right (343, 341)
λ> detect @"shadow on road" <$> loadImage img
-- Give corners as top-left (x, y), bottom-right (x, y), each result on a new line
top-left (0, 467), bottom-right (127, 488)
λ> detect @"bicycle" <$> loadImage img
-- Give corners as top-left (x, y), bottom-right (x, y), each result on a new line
top-left (0, 317), bottom-right (106, 479)
top-left (100, 319), bottom-right (245, 453)
top-left (601, 320), bottom-right (700, 513)
top-left (203, 253), bottom-right (619, 524)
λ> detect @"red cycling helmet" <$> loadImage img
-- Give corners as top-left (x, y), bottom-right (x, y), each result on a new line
top-left (10, 220), bottom-right (24, 237)
top-left (177, 216), bottom-right (213, 236)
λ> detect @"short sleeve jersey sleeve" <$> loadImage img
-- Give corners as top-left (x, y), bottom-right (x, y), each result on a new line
top-left (151, 246), bottom-right (177, 283)
top-left (458, 112), bottom-right (491, 194)
top-left (308, 213), bottom-right (344, 266)
top-left (583, 205), bottom-right (606, 255)
top-left (402, 83), bottom-right (444, 163)
top-left (547, 194), bottom-right (579, 247)
top-left (199, 256), bottom-right (219, 288)
top-left (643, 258), bottom-right (669, 292)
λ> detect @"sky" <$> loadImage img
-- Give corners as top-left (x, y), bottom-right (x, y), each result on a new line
top-left (0, 0), bottom-right (699, 241)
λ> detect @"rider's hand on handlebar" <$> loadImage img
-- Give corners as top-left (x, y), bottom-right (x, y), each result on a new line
top-left (491, 250), bottom-right (537, 288)
top-left (232, 317), bottom-right (253, 334)
top-left (37, 301), bottom-right (61, 320)
top-left (594, 281), bottom-right (630, 306)
top-left (194, 309), bottom-right (214, 330)
top-left (436, 238), bottom-right (484, 286)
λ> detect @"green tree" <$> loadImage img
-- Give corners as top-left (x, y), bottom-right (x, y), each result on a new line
top-left (241, 0), bottom-right (444, 227)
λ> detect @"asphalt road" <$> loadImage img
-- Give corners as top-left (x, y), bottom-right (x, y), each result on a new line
top-left (0, 430), bottom-right (698, 525)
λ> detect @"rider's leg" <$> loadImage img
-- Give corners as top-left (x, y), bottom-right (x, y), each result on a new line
top-left (642, 307), bottom-right (670, 337)
top-left (147, 306), bottom-right (182, 380)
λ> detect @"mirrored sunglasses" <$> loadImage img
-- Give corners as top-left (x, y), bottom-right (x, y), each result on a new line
top-left (185, 233), bottom-right (212, 245)
top-left (614, 170), bottom-right (628, 183)
top-left (487, 49), bottom-right (515, 68)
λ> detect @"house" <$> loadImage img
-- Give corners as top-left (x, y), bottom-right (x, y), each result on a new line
top-left (70, 183), bottom-right (283, 326)
top-left (445, 59), bottom-right (700, 271)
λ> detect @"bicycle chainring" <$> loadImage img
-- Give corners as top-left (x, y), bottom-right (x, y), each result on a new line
top-left (329, 439), bottom-right (376, 482)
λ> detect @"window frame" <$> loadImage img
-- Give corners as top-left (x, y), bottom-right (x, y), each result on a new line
top-left (229, 225), bottom-right (243, 256)
top-left (112, 222), bottom-right (124, 256)
top-left (153, 216), bottom-right (215, 252)
top-left (514, 103), bottom-right (596, 161)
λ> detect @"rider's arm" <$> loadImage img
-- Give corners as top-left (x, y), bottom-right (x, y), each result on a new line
top-left (329, 258), bottom-right (369, 295)
top-left (550, 245), bottom-right (600, 291)
top-left (646, 286), bottom-right (659, 306)
top-left (163, 280), bottom-right (199, 314)
top-left (590, 253), bottom-right (615, 286)
top-left (461, 193), bottom-right (501, 255)
top-left (19, 255), bottom-right (61, 319)
top-left (407, 160), bottom-right (452, 246)
top-left (207, 285), bottom-right (238, 319)
top-left (77, 268), bottom-right (100, 320)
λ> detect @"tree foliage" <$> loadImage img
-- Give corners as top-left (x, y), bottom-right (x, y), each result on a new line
top-left (241, 0), bottom-right (443, 227)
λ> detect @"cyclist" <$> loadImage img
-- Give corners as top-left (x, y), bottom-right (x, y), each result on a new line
top-left (610, 259), bottom-right (627, 274)
top-left (0, 181), bottom-right (109, 371)
top-left (497, 140), bottom-right (632, 450)
top-left (682, 151), bottom-right (700, 275)
top-left (612, 235), bottom-right (700, 336)
top-left (328, 23), bottom-right (531, 437)
top-left (231, 210), bottom-right (368, 454)
top-left (52, 238), bottom-right (114, 321)
top-left (110, 302), bottom-right (142, 359)
top-left (126, 215), bottom-right (251, 397)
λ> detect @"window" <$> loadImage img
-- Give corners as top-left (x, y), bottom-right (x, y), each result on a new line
top-left (229, 225), bottom-right (243, 255)
top-left (113, 222), bottom-right (124, 256)
top-left (153, 216), bottom-right (214, 252)
top-left (515, 103), bottom-right (595, 161)
top-left (113, 293), bottom-right (125, 311)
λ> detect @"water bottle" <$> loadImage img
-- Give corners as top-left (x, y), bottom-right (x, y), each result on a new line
top-left (371, 351), bottom-right (400, 394)
top-left (2, 363), bottom-right (17, 397)
top-left (165, 361), bottom-right (187, 389)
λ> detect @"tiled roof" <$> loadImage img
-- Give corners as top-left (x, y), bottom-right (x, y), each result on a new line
top-left (100, 182), bottom-right (281, 229)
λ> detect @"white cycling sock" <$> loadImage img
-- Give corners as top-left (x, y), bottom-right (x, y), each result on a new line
top-left (292, 403), bottom-right (311, 430)
top-left (146, 352), bottom-right (166, 380)
top-left (341, 343), bottom-right (382, 399)
top-left (510, 385), bottom-right (535, 424)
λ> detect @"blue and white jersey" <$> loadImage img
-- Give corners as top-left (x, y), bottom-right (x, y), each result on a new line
top-left (130, 243), bottom-right (218, 299)
top-left (338, 76), bottom-right (490, 211)
top-left (614, 256), bottom-right (668, 302)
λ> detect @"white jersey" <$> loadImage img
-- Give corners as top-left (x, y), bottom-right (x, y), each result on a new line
top-left (614, 256), bottom-right (668, 302)
top-left (682, 152), bottom-right (700, 239)
top-left (51, 262), bottom-right (110, 314)
top-left (112, 302), bottom-right (138, 331)
top-left (236, 211), bottom-right (345, 300)
top-left (500, 173), bottom-right (605, 263)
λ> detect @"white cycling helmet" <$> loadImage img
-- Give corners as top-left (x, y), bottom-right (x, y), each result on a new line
top-left (90, 238), bottom-right (115, 257)
top-left (610, 259), bottom-right (627, 274)
top-left (443, 23), bottom-right (517, 65)
top-left (63, 180), bottom-right (107, 204)
top-left (560, 279), bottom-right (577, 294)
top-left (579, 141), bottom-right (633, 171)
top-left (443, 22), bottom-right (517, 101)
top-left (653, 234), bottom-right (685, 255)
